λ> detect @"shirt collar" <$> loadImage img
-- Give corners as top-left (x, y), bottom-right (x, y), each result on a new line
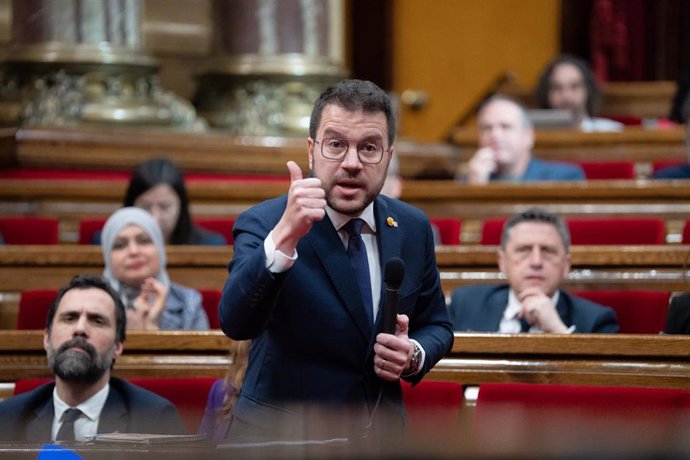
top-left (327, 202), bottom-right (377, 234)
top-left (53, 382), bottom-right (110, 422)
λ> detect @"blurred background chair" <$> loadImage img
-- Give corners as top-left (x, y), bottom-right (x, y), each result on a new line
top-left (0, 217), bottom-right (59, 244)
top-left (17, 289), bottom-right (56, 329)
top-left (577, 161), bottom-right (636, 180)
top-left (573, 290), bottom-right (670, 334)
top-left (429, 217), bottom-right (462, 245)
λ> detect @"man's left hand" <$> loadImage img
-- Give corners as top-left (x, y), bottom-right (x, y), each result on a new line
top-left (373, 314), bottom-right (413, 381)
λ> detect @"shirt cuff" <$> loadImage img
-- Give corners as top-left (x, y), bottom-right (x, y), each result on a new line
top-left (264, 230), bottom-right (298, 273)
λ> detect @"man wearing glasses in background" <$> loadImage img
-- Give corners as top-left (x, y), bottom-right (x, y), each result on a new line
top-left (219, 79), bottom-right (453, 443)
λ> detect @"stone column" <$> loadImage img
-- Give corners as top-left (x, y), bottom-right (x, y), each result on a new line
top-left (0, 0), bottom-right (204, 130)
top-left (194, 0), bottom-right (346, 136)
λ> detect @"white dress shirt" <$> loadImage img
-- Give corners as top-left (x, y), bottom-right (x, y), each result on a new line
top-left (52, 382), bottom-right (110, 441)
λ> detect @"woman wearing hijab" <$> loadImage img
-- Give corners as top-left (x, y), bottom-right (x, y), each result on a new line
top-left (101, 207), bottom-right (209, 330)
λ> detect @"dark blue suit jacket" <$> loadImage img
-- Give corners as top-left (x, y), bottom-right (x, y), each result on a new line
top-left (0, 377), bottom-right (186, 441)
top-left (219, 194), bottom-right (453, 433)
top-left (520, 158), bottom-right (586, 181)
top-left (449, 284), bottom-right (619, 333)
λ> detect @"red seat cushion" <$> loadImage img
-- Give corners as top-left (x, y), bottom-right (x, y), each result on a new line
top-left (195, 218), bottom-right (234, 245)
top-left (0, 217), bottom-right (59, 244)
top-left (79, 218), bottom-right (108, 245)
top-left (199, 289), bottom-right (221, 329)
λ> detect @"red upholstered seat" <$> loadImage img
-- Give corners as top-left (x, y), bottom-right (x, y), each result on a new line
top-left (78, 217), bottom-right (107, 244)
top-left (473, 382), bottom-right (690, 448)
top-left (199, 289), bottom-right (221, 329)
top-left (652, 159), bottom-right (684, 175)
top-left (79, 217), bottom-right (234, 245)
top-left (0, 217), bottom-right (59, 244)
top-left (401, 380), bottom-right (464, 439)
top-left (17, 289), bottom-right (57, 329)
top-left (429, 217), bottom-right (462, 245)
top-left (577, 161), bottom-right (636, 180)
top-left (567, 218), bottom-right (666, 245)
top-left (573, 290), bottom-right (669, 334)
top-left (195, 218), bottom-right (234, 245)
top-left (12, 377), bottom-right (216, 434)
top-left (479, 218), bottom-right (505, 245)
top-left (129, 377), bottom-right (217, 434)
top-left (480, 217), bottom-right (666, 245)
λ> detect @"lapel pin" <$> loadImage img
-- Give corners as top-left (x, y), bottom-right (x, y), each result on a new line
top-left (386, 217), bottom-right (398, 228)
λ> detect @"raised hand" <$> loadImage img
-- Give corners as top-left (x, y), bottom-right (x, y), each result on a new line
top-left (271, 161), bottom-right (327, 255)
top-left (518, 286), bottom-right (569, 333)
top-left (127, 277), bottom-right (168, 330)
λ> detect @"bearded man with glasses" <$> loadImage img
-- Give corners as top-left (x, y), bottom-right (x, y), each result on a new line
top-left (218, 79), bottom-right (453, 444)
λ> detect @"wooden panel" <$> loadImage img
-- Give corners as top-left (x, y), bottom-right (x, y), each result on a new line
top-left (1, 331), bottom-right (689, 392)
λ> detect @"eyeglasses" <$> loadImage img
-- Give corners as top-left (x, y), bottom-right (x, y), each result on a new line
top-left (314, 138), bottom-right (386, 164)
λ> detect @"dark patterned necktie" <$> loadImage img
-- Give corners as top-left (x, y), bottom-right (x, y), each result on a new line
top-left (344, 219), bottom-right (374, 326)
top-left (56, 408), bottom-right (82, 441)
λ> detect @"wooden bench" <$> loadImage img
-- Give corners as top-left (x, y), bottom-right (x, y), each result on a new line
top-left (1, 331), bottom-right (688, 391)
top-left (3, 178), bottom-right (690, 243)
top-left (1, 244), bottom-right (688, 329)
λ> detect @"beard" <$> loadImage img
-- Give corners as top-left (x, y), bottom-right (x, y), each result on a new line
top-left (316, 169), bottom-right (385, 217)
top-left (46, 336), bottom-right (116, 384)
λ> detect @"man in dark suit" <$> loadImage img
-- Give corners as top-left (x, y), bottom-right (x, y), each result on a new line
top-left (449, 208), bottom-right (618, 333)
top-left (462, 95), bottom-right (585, 183)
top-left (219, 79), bottom-right (453, 441)
top-left (0, 275), bottom-right (185, 442)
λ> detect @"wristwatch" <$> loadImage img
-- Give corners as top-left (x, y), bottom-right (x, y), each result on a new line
top-left (402, 340), bottom-right (422, 377)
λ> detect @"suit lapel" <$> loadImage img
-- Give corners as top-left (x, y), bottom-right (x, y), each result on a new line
top-left (26, 398), bottom-right (54, 442)
top-left (487, 287), bottom-right (510, 331)
top-left (97, 382), bottom-right (128, 434)
top-left (373, 199), bottom-right (402, 325)
top-left (307, 216), bottom-right (372, 342)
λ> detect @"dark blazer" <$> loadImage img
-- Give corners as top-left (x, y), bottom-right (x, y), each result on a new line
top-left (665, 292), bottom-right (690, 334)
top-left (219, 194), bottom-right (453, 433)
top-left (449, 284), bottom-right (619, 333)
top-left (0, 377), bottom-right (186, 441)
top-left (652, 164), bottom-right (690, 179)
top-left (521, 158), bottom-right (586, 181)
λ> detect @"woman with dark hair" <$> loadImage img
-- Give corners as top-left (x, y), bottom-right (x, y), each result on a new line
top-left (123, 158), bottom-right (226, 245)
top-left (534, 54), bottom-right (623, 133)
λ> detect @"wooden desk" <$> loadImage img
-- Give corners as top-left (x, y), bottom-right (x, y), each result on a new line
top-left (1, 331), bottom-right (688, 391)
top-left (3, 178), bottom-right (690, 243)
top-left (1, 244), bottom-right (688, 329)
top-left (450, 126), bottom-right (686, 171)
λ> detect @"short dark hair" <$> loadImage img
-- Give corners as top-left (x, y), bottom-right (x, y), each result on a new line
top-left (501, 207), bottom-right (571, 251)
top-left (46, 275), bottom-right (126, 343)
top-left (124, 157), bottom-right (205, 245)
top-left (309, 79), bottom-right (396, 148)
top-left (534, 54), bottom-right (601, 117)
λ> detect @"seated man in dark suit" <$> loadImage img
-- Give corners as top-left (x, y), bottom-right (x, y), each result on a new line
top-left (653, 82), bottom-right (690, 179)
top-left (461, 95), bottom-right (585, 184)
top-left (0, 275), bottom-right (186, 442)
top-left (449, 208), bottom-right (618, 333)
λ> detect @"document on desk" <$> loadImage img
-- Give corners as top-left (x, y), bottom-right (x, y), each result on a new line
top-left (88, 433), bottom-right (207, 444)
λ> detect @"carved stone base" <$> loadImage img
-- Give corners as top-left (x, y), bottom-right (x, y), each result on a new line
top-left (0, 60), bottom-right (206, 132)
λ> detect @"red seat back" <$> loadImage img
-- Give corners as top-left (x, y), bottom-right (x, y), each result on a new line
top-left (473, 382), bottom-right (690, 447)
top-left (0, 217), bottom-right (59, 244)
top-left (573, 290), bottom-right (669, 334)
top-left (682, 220), bottom-right (690, 243)
top-left (13, 377), bottom-right (216, 434)
top-left (17, 289), bottom-right (58, 329)
top-left (199, 289), bottom-right (221, 329)
top-left (195, 218), bottom-right (234, 244)
top-left (652, 159), bottom-right (684, 175)
top-left (481, 217), bottom-right (666, 245)
top-left (577, 161), bottom-right (636, 180)
top-left (129, 377), bottom-right (217, 434)
top-left (429, 217), bottom-right (462, 245)
top-left (567, 218), bottom-right (666, 245)
top-left (401, 380), bottom-right (464, 439)
top-left (78, 218), bottom-right (107, 244)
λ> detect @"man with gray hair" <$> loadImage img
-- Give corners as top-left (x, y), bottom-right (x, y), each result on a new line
top-left (464, 95), bottom-right (585, 184)
top-left (448, 208), bottom-right (618, 333)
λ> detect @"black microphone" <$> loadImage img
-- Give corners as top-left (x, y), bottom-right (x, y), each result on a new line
top-left (382, 257), bottom-right (405, 334)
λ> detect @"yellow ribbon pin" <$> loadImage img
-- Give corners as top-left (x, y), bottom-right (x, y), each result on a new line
top-left (386, 217), bottom-right (398, 228)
